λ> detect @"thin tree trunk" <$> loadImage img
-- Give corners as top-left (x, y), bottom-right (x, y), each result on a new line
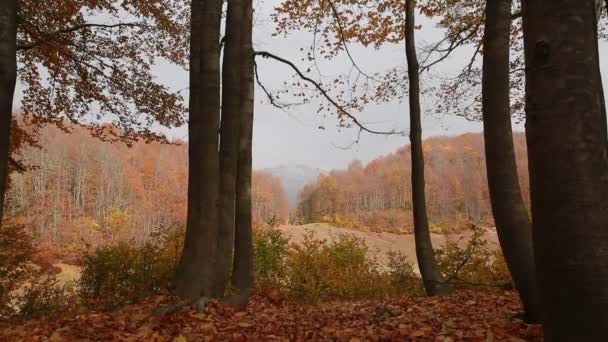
top-left (0, 0), bottom-right (16, 228)
top-left (522, 0), bottom-right (608, 338)
top-left (481, 0), bottom-right (542, 323)
top-left (175, 0), bottom-right (223, 301)
top-left (214, 0), bottom-right (245, 297)
top-left (405, 0), bottom-right (450, 296)
top-left (230, 0), bottom-right (255, 305)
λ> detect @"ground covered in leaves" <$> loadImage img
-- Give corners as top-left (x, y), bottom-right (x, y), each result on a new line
top-left (0, 290), bottom-right (542, 341)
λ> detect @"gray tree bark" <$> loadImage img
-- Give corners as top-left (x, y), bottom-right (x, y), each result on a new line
top-left (214, 0), bottom-right (245, 297)
top-left (230, 0), bottom-right (255, 306)
top-left (406, 0), bottom-right (451, 296)
top-left (522, 0), bottom-right (608, 338)
top-left (481, 0), bottom-right (542, 323)
top-left (0, 0), bottom-right (16, 228)
top-left (175, 0), bottom-right (223, 301)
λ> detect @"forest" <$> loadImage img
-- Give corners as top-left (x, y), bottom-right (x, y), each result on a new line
top-left (3, 123), bottom-right (290, 245)
top-left (296, 133), bottom-right (529, 231)
top-left (0, 0), bottom-right (607, 341)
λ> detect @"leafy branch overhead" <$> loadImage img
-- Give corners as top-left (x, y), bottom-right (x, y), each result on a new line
top-left (16, 0), bottom-right (190, 145)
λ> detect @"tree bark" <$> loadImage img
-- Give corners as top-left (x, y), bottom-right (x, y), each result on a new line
top-left (481, 0), bottom-right (542, 323)
top-left (0, 0), bottom-right (16, 228)
top-left (175, 0), bottom-right (223, 301)
top-left (522, 0), bottom-right (608, 339)
top-left (214, 0), bottom-right (245, 297)
top-left (405, 0), bottom-right (450, 296)
top-left (230, 0), bottom-right (255, 304)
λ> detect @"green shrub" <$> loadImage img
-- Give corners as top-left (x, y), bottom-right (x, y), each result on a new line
top-left (253, 226), bottom-right (290, 287)
top-left (385, 250), bottom-right (424, 296)
top-left (436, 224), bottom-right (512, 287)
top-left (79, 226), bottom-right (180, 311)
top-left (283, 231), bottom-right (421, 303)
top-left (17, 276), bottom-right (79, 319)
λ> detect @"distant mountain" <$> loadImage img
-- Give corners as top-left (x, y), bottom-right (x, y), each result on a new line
top-left (262, 164), bottom-right (325, 206)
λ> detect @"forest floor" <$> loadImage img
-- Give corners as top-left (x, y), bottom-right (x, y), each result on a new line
top-left (280, 223), bottom-right (500, 266)
top-left (0, 290), bottom-right (542, 341)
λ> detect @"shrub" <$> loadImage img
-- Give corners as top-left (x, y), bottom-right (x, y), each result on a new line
top-left (0, 220), bottom-right (37, 319)
top-left (436, 224), bottom-right (512, 288)
top-left (283, 231), bottom-right (421, 303)
top-left (385, 250), bottom-right (424, 296)
top-left (0, 220), bottom-right (81, 320)
top-left (253, 226), bottom-right (290, 287)
top-left (17, 276), bottom-right (79, 319)
top-left (79, 226), bottom-right (180, 311)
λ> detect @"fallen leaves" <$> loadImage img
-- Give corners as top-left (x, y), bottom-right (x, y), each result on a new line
top-left (0, 290), bottom-right (542, 341)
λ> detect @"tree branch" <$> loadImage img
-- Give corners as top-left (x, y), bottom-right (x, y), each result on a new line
top-left (9, 157), bottom-right (27, 173)
top-left (324, 0), bottom-right (380, 82)
top-left (17, 21), bottom-right (147, 51)
top-left (254, 50), bottom-right (404, 137)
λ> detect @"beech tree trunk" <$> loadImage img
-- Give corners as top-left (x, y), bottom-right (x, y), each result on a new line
top-left (231, 0), bottom-right (255, 303)
top-left (0, 0), bottom-right (17, 226)
top-left (481, 0), bottom-right (542, 323)
top-left (214, 0), bottom-right (245, 297)
top-left (0, 1), bottom-right (16, 228)
top-left (175, 0), bottom-right (223, 301)
top-left (405, 0), bottom-right (450, 296)
top-left (522, 0), bottom-right (608, 338)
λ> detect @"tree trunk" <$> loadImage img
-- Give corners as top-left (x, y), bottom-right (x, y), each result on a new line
top-left (481, 0), bottom-right (542, 323)
top-left (214, 0), bottom-right (245, 297)
top-left (522, 0), bottom-right (608, 339)
top-left (175, 0), bottom-right (223, 301)
top-left (405, 0), bottom-right (450, 296)
top-left (230, 0), bottom-right (255, 304)
top-left (0, 0), bottom-right (16, 228)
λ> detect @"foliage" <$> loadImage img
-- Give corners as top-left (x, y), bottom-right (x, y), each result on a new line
top-left (6, 124), bottom-right (289, 245)
top-left (253, 226), bottom-right (290, 287)
top-left (0, 290), bottom-right (543, 341)
top-left (297, 133), bottom-right (528, 231)
top-left (14, 0), bottom-right (189, 159)
top-left (0, 219), bottom-right (37, 318)
top-left (16, 276), bottom-right (79, 319)
top-left (436, 225), bottom-right (512, 288)
top-left (0, 220), bottom-right (81, 320)
top-left (78, 226), bottom-right (180, 311)
top-left (284, 231), bottom-right (420, 303)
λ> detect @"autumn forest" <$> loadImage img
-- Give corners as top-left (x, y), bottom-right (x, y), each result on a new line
top-left (1, 0), bottom-right (607, 341)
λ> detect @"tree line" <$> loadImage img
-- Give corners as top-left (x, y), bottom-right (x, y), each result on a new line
top-left (297, 132), bottom-right (529, 231)
top-left (3, 123), bottom-right (289, 245)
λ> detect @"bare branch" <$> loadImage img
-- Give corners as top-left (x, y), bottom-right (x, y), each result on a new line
top-left (254, 50), bottom-right (405, 137)
top-left (254, 60), bottom-right (289, 110)
top-left (9, 157), bottom-right (27, 173)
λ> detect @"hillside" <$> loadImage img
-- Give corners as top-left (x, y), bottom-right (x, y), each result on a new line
top-left (296, 133), bottom-right (530, 232)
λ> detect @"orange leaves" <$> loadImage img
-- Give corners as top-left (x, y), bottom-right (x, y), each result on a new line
top-left (16, 0), bottom-right (189, 147)
top-left (0, 290), bottom-right (543, 341)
